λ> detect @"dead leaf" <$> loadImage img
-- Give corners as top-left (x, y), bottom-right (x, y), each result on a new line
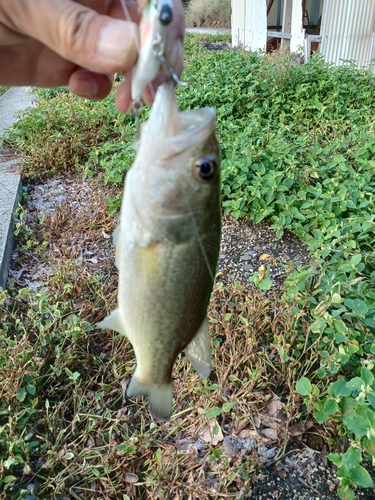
top-left (116, 407), bottom-right (128, 419)
top-left (238, 428), bottom-right (258, 439)
top-left (258, 414), bottom-right (278, 429)
top-left (258, 265), bottom-right (266, 280)
top-left (235, 418), bottom-right (250, 432)
top-left (198, 419), bottom-right (224, 445)
top-left (262, 428), bottom-right (278, 440)
top-left (289, 420), bottom-right (314, 437)
top-left (253, 415), bottom-right (261, 428)
top-left (120, 379), bottom-right (128, 401)
top-left (266, 394), bottom-right (283, 418)
top-left (259, 253), bottom-right (273, 261)
top-left (162, 444), bottom-right (176, 464)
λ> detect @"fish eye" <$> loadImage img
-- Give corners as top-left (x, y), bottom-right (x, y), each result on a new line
top-left (195, 155), bottom-right (217, 181)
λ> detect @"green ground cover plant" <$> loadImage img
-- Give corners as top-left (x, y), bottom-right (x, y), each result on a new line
top-left (0, 87), bottom-right (8, 98)
top-left (2, 34), bottom-right (375, 498)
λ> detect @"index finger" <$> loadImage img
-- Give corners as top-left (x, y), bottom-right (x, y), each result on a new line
top-left (0, 0), bottom-right (140, 74)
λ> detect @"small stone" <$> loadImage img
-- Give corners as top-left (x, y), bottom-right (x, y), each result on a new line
top-left (242, 265), bottom-right (254, 272)
top-left (125, 472), bottom-right (139, 483)
top-left (244, 250), bottom-right (258, 256)
top-left (240, 255), bottom-right (253, 261)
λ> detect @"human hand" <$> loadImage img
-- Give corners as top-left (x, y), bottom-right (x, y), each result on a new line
top-left (0, 0), bottom-right (184, 112)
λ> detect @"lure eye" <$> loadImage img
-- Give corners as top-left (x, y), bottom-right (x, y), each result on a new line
top-left (195, 155), bottom-right (218, 181)
top-left (159, 4), bottom-right (173, 25)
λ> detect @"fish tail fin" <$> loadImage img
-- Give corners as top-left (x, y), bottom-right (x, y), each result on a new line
top-left (127, 375), bottom-right (173, 422)
top-left (185, 317), bottom-right (211, 378)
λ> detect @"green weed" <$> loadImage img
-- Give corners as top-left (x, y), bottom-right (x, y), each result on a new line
top-left (185, 0), bottom-right (231, 28)
top-left (3, 37), bottom-right (375, 497)
top-left (3, 88), bottom-right (135, 181)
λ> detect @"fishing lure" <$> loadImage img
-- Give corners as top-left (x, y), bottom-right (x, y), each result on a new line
top-left (131, 0), bottom-right (185, 129)
top-left (131, 1), bottom-right (170, 105)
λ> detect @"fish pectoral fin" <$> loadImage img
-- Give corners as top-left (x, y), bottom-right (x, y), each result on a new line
top-left (97, 308), bottom-right (126, 335)
top-left (127, 375), bottom-right (173, 422)
top-left (185, 316), bottom-right (211, 379)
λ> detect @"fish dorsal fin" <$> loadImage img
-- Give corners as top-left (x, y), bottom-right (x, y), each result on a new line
top-left (126, 375), bottom-right (173, 422)
top-left (185, 317), bottom-right (211, 378)
top-left (97, 308), bottom-right (126, 336)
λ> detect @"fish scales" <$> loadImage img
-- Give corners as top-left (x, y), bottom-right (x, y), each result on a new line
top-left (98, 82), bottom-right (221, 421)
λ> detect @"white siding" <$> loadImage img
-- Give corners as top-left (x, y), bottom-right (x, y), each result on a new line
top-left (232, 0), bottom-right (267, 51)
top-left (290, 0), bottom-right (305, 51)
top-left (320, 0), bottom-right (375, 69)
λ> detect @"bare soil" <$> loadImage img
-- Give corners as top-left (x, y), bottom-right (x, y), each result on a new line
top-left (7, 172), bottom-right (375, 499)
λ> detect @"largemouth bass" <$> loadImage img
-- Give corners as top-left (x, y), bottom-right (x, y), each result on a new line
top-left (98, 81), bottom-right (221, 421)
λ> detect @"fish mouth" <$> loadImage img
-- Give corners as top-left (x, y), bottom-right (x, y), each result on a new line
top-left (141, 82), bottom-right (216, 157)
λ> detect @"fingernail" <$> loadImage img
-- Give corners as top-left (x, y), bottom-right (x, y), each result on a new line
top-left (97, 20), bottom-right (138, 65)
top-left (70, 72), bottom-right (98, 98)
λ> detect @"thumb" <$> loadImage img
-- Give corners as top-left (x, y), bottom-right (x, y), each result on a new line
top-left (1, 0), bottom-right (139, 74)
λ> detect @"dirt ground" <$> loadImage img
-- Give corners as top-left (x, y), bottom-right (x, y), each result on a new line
top-left (7, 171), bottom-right (375, 500)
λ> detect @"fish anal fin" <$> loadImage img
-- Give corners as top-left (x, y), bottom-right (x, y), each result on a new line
top-left (97, 308), bottom-right (126, 336)
top-left (185, 317), bottom-right (211, 379)
top-left (127, 375), bottom-right (172, 422)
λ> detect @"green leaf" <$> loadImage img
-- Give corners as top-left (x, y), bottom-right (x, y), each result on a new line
top-left (367, 393), bottom-right (375, 409)
top-left (328, 453), bottom-right (342, 467)
top-left (317, 367), bottom-right (326, 379)
top-left (155, 448), bottom-right (162, 464)
top-left (361, 367), bottom-right (374, 386)
top-left (3, 458), bottom-right (17, 468)
top-left (310, 319), bottom-right (326, 333)
top-left (16, 387), bottom-right (26, 402)
top-left (350, 465), bottom-right (373, 488)
top-left (222, 402), bottom-right (234, 413)
top-left (296, 377), bottom-right (312, 396)
top-left (64, 452), bottom-right (74, 460)
top-left (257, 278), bottom-right (272, 291)
top-left (365, 407), bottom-right (375, 427)
top-left (344, 299), bottom-right (368, 316)
top-left (337, 485), bottom-right (355, 500)
top-left (26, 384), bottom-right (36, 395)
top-left (332, 319), bottom-right (348, 335)
top-left (331, 293), bottom-right (342, 304)
top-left (344, 416), bottom-right (368, 436)
top-left (363, 435), bottom-right (375, 457)
top-left (206, 406), bottom-right (222, 419)
top-left (2, 475), bottom-right (16, 484)
top-left (350, 254), bottom-right (362, 266)
top-left (346, 377), bottom-right (364, 392)
top-left (342, 447), bottom-right (361, 469)
top-left (323, 398), bottom-right (339, 417)
top-left (331, 379), bottom-right (351, 398)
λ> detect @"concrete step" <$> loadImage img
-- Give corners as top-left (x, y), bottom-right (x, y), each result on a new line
top-left (186, 28), bottom-right (231, 35)
top-left (0, 87), bottom-right (36, 289)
